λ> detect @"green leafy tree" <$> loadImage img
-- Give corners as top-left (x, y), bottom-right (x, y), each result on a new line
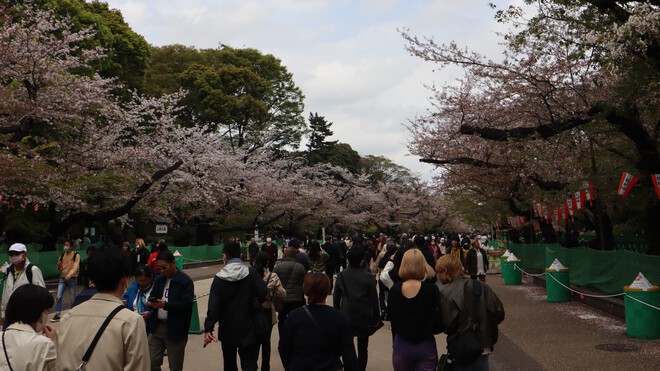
top-left (149, 45), bottom-right (306, 151)
top-left (34, 0), bottom-right (151, 93)
top-left (360, 155), bottom-right (414, 187)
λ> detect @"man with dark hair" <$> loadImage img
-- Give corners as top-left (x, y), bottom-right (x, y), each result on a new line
top-left (290, 239), bottom-right (310, 271)
top-left (203, 241), bottom-right (267, 371)
top-left (322, 236), bottom-right (339, 289)
top-left (57, 247), bottom-right (150, 370)
top-left (147, 250), bottom-right (194, 371)
top-left (413, 235), bottom-right (436, 268)
top-left (274, 246), bottom-right (307, 370)
top-left (334, 247), bottom-right (380, 371)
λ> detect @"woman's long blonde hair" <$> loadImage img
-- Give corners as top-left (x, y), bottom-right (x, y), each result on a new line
top-left (398, 249), bottom-right (435, 281)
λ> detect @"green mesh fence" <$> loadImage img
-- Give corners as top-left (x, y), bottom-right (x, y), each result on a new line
top-left (1, 244), bottom-right (227, 280)
top-left (508, 243), bottom-right (660, 294)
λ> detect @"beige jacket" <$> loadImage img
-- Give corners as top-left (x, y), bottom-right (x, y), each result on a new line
top-left (262, 269), bottom-right (286, 325)
top-left (0, 322), bottom-right (56, 371)
top-left (57, 251), bottom-right (80, 279)
top-left (1, 258), bottom-right (46, 317)
top-left (57, 293), bottom-right (150, 371)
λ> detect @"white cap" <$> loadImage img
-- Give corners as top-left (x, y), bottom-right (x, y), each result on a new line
top-left (8, 243), bottom-right (27, 253)
top-left (629, 272), bottom-right (654, 291)
top-left (173, 250), bottom-right (182, 256)
top-left (548, 259), bottom-right (567, 271)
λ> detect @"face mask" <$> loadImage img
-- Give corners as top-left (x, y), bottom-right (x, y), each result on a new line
top-left (63, 246), bottom-right (71, 252)
top-left (35, 312), bottom-right (48, 333)
top-left (9, 255), bottom-right (24, 265)
top-left (266, 238), bottom-right (272, 242)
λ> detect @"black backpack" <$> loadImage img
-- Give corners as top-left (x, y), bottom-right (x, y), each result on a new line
top-left (4, 263), bottom-right (34, 284)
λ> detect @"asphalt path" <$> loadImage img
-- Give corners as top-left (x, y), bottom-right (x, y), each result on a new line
top-left (46, 263), bottom-right (660, 370)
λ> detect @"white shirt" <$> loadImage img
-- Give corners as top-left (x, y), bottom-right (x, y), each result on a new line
top-left (476, 249), bottom-right (486, 275)
top-left (157, 278), bottom-right (171, 320)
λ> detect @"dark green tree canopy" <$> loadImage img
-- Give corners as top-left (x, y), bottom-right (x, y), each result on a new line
top-left (148, 44), bottom-right (306, 151)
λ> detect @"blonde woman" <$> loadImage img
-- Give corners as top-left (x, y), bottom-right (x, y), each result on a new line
top-left (387, 249), bottom-right (441, 371)
top-left (133, 238), bottom-right (150, 269)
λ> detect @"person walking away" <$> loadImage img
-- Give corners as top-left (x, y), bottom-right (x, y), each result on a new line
top-left (273, 246), bottom-right (307, 370)
top-left (254, 252), bottom-right (286, 371)
top-left (203, 242), bottom-right (268, 371)
top-left (436, 254), bottom-right (505, 370)
top-left (374, 243), bottom-right (396, 320)
top-left (285, 273), bottom-right (358, 371)
top-left (147, 251), bottom-right (194, 371)
top-left (1, 243), bottom-right (46, 326)
top-left (333, 247), bottom-right (380, 371)
top-left (51, 241), bottom-right (80, 322)
top-left (321, 236), bottom-right (339, 289)
top-left (248, 237), bottom-right (260, 266)
top-left (387, 249), bottom-right (441, 371)
top-left (1, 284), bottom-right (56, 370)
top-left (57, 246), bottom-right (150, 370)
top-left (465, 240), bottom-right (489, 281)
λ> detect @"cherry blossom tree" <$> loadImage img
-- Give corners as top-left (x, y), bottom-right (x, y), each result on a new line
top-left (403, 1), bottom-right (659, 253)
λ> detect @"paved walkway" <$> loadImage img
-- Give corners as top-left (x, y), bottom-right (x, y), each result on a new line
top-left (48, 264), bottom-right (660, 370)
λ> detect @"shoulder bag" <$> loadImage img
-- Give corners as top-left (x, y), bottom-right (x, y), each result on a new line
top-left (446, 280), bottom-right (483, 366)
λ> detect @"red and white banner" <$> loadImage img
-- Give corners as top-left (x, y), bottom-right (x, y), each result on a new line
top-left (582, 181), bottom-right (594, 205)
top-left (617, 172), bottom-right (639, 202)
top-left (574, 191), bottom-right (584, 210)
top-left (652, 174), bottom-right (660, 200)
top-left (543, 205), bottom-right (550, 223)
top-left (0, 195), bottom-right (4, 202)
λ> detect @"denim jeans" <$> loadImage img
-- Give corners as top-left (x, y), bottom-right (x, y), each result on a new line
top-left (55, 277), bottom-right (77, 314)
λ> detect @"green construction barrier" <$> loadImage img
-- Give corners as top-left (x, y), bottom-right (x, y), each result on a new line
top-left (624, 287), bottom-right (660, 339)
top-left (546, 246), bottom-right (660, 295)
top-left (502, 260), bottom-right (522, 285)
top-left (546, 269), bottom-right (571, 302)
top-left (174, 256), bottom-right (183, 271)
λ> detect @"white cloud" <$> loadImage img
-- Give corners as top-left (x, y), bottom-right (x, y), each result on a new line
top-left (104, 0), bottom-right (517, 181)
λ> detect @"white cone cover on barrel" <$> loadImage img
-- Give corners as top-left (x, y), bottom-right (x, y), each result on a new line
top-left (506, 253), bottom-right (520, 261)
top-left (629, 272), bottom-right (655, 291)
top-left (173, 250), bottom-right (182, 256)
top-left (502, 250), bottom-right (511, 257)
top-left (548, 259), bottom-right (567, 271)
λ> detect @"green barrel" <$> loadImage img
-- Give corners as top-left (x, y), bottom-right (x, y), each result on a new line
top-left (175, 255), bottom-right (183, 271)
top-left (624, 287), bottom-right (660, 339)
top-left (188, 294), bottom-right (203, 334)
top-left (546, 269), bottom-right (571, 302)
top-left (502, 260), bottom-right (522, 285)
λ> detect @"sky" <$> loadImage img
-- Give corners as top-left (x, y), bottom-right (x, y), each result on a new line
top-left (103, 0), bottom-right (520, 181)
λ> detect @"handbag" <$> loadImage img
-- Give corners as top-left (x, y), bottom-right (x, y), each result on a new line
top-left (446, 280), bottom-right (483, 366)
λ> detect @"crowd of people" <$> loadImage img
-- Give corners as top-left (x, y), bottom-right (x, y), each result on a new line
top-left (0, 232), bottom-right (504, 371)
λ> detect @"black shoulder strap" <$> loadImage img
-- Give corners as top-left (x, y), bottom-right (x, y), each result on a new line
top-left (2, 330), bottom-right (14, 371)
top-left (4, 265), bottom-right (12, 280)
top-left (471, 280), bottom-right (482, 329)
top-left (25, 263), bottom-right (33, 284)
top-left (78, 304), bottom-right (125, 370)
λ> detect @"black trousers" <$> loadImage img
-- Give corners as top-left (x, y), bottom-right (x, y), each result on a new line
top-left (221, 342), bottom-right (259, 371)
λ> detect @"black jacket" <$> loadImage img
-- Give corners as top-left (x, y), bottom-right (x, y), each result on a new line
top-left (204, 262), bottom-right (267, 346)
top-left (333, 266), bottom-right (380, 337)
top-left (148, 270), bottom-right (194, 340)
